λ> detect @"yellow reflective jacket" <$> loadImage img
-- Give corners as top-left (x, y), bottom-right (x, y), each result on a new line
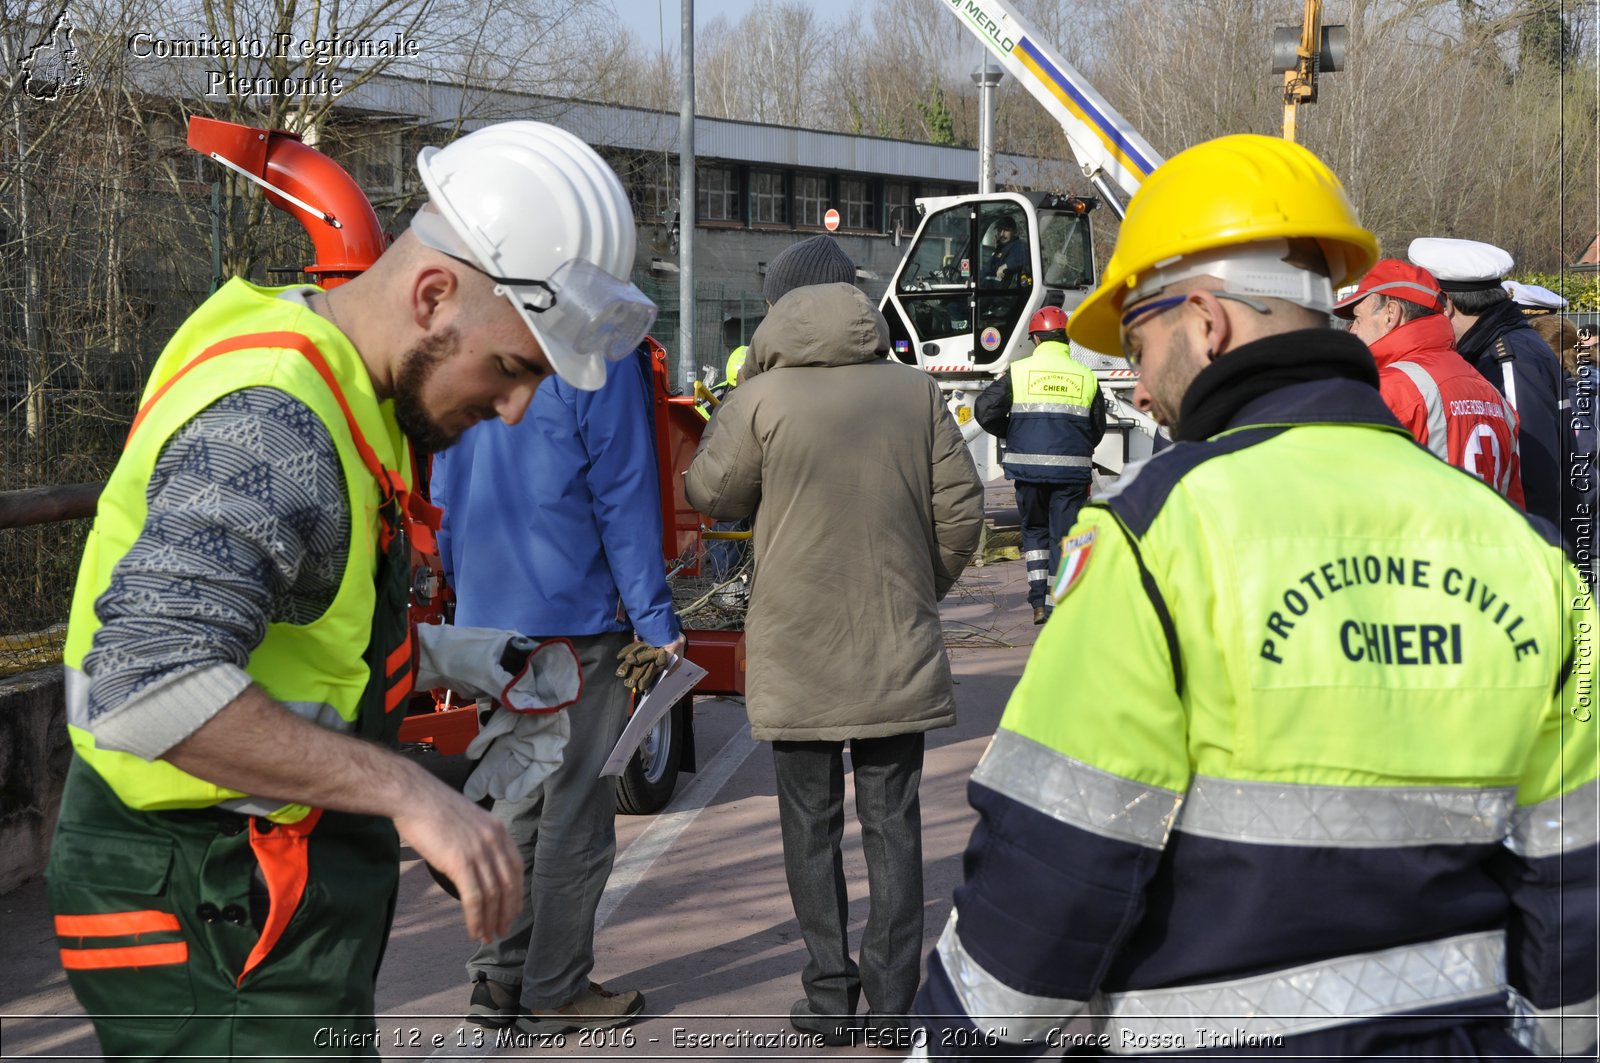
top-left (65, 280), bottom-right (414, 823)
top-left (919, 331), bottom-right (1597, 1057)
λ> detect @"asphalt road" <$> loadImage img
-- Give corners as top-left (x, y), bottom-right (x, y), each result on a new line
top-left (0, 548), bottom-right (1038, 1062)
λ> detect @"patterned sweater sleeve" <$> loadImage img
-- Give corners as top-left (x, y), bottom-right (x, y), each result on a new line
top-left (83, 387), bottom-right (350, 760)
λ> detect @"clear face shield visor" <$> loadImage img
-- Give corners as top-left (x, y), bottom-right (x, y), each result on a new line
top-left (504, 257), bottom-right (658, 365)
top-left (411, 212), bottom-right (657, 386)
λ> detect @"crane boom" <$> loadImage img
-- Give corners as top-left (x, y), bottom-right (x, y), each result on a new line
top-left (878, 3), bottom-right (1171, 480)
top-left (940, 0), bottom-right (1163, 204)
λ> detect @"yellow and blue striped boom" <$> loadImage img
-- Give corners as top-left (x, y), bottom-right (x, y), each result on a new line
top-left (942, 0), bottom-right (1163, 201)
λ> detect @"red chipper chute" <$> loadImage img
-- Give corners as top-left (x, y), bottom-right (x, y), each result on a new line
top-left (186, 115), bottom-right (387, 288)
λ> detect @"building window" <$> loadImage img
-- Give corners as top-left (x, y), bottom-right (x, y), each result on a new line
top-left (619, 153), bottom-right (675, 222)
top-left (697, 163), bottom-right (739, 222)
top-left (335, 127), bottom-right (401, 197)
top-left (839, 177), bottom-right (872, 230)
top-left (883, 181), bottom-right (914, 233)
top-left (649, 159), bottom-right (676, 221)
top-left (750, 169), bottom-right (787, 225)
top-left (795, 172), bottom-right (829, 227)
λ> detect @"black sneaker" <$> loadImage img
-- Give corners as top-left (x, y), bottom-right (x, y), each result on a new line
top-left (466, 974), bottom-right (522, 1028)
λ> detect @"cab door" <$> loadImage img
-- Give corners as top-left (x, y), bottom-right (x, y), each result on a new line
top-left (882, 194), bottom-right (1037, 374)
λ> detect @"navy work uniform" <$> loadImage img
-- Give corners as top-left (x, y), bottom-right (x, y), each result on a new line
top-left (975, 309), bottom-right (1105, 620)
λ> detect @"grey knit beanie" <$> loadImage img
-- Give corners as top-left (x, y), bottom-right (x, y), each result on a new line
top-left (763, 235), bottom-right (857, 305)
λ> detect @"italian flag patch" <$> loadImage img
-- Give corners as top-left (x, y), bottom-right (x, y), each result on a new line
top-left (1052, 530), bottom-right (1096, 603)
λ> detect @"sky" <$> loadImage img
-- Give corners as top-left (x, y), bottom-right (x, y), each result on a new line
top-left (602, 0), bottom-right (868, 45)
top-left (598, 0), bottom-right (990, 77)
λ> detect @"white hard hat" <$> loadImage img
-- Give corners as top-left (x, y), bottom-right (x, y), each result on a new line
top-left (414, 121), bottom-right (655, 390)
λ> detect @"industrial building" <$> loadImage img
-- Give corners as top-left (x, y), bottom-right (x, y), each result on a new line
top-left (321, 71), bottom-right (1052, 374)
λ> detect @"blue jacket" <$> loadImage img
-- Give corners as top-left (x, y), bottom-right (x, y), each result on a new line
top-left (983, 237), bottom-right (1029, 284)
top-left (1457, 300), bottom-right (1569, 532)
top-left (432, 350), bottom-right (681, 646)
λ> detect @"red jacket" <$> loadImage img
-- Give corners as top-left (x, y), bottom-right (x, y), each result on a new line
top-left (1369, 313), bottom-right (1525, 508)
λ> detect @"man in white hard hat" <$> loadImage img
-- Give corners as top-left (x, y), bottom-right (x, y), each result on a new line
top-left (911, 135), bottom-right (1594, 1060)
top-left (1408, 237), bottom-right (1572, 536)
top-left (47, 121), bottom-right (654, 1059)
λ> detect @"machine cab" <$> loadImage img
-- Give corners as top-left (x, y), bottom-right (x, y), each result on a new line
top-left (881, 191), bottom-right (1099, 376)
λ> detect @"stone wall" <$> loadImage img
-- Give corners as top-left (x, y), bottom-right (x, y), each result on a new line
top-left (0, 667), bottom-right (68, 894)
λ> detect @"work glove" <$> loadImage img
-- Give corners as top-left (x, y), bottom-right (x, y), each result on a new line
top-left (414, 624), bottom-right (581, 712)
top-left (463, 706), bottom-right (570, 803)
top-left (615, 641), bottom-right (673, 692)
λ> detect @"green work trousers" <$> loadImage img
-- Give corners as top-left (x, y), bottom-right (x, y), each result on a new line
top-left (47, 757), bottom-right (399, 1061)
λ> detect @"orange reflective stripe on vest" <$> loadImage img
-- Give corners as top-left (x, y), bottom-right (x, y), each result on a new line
top-left (384, 629), bottom-right (414, 714)
top-left (126, 337), bottom-right (258, 442)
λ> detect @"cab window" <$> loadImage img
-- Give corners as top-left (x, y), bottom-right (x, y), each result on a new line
top-left (897, 205), bottom-right (971, 293)
top-left (972, 203), bottom-right (1032, 364)
top-left (1039, 211), bottom-right (1094, 289)
top-left (894, 204), bottom-right (974, 342)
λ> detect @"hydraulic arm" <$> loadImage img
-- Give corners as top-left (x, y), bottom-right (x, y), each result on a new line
top-left (939, 0), bottom-right (1163, 213)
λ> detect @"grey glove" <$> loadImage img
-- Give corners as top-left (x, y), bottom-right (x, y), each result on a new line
top-left (463, 707), bottom-right (570, 804)
top-left (415, 624), bottom-right (581, 711)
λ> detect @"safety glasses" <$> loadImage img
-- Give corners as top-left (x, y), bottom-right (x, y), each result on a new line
top-left (1118, 291), bottom-right (1273, 365)
top-left (410, 211), bottom-right (657, 372)
top-left (434, 251), bottom-right (655, 365)
top-left (503, 258), bottom-right (656, 364)
top-left (1118, 295), bottom-right (1186, 365)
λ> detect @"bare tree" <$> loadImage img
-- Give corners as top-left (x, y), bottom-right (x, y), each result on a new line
top-left (1305, 1), bottom-right (1597, 270)
top-left (588, 25), bottom-right (677, 113)
top-left (0, 0), bottom-right (632, 641)
top-left (823, 0), bottom-right (975, 142)
top-left (694, 1), bottom-right (836, 127)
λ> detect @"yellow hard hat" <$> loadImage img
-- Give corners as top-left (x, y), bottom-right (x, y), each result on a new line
top-left (1068, 134), bottom-right (1378, 354)
top-left (725, 345), bottom-right (749, 386)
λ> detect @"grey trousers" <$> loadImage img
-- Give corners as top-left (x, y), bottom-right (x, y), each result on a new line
top-left (466, 630), bottom-right (633, 1009)
top-left (772, 731), bottom-right (926, 1022)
